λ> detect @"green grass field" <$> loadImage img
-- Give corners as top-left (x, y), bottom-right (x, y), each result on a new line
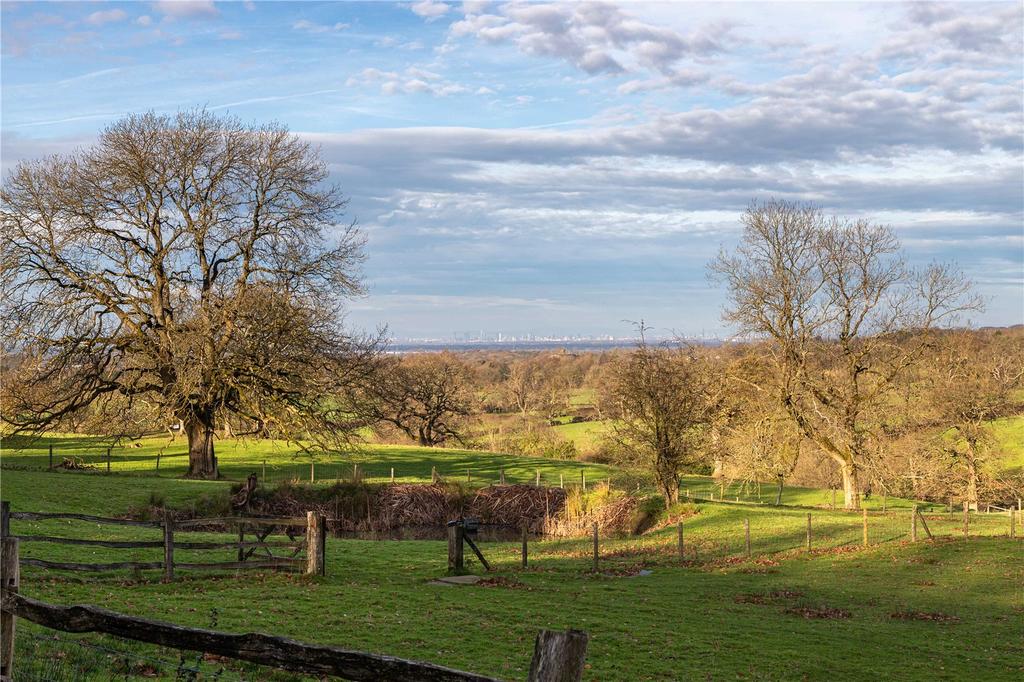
top-left (990, 415), bottom-right (1024, 473)
top-left (550, 419), bottom-right (612, 453)
top-left (0, 436), bottom-right (1021, 680)
top-left (0, 433), bottom-right (615, 487)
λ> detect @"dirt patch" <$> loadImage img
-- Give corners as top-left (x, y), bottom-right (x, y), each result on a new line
top-left (890, 611), bottom-right (960, 623)
top-left (769, 589), bottom-right (804, 599)
top-left (734, 590), bottom-right (804, 605)
top-left (476, 576), bottom-right (528, 589)
top-left (784, 606), bottom-right (852, 619)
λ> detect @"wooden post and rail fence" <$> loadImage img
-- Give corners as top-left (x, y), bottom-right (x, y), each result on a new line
top-left (0, 537), bottom-right (587, 681)
top-left (0, 501), bottom-right (325, 579)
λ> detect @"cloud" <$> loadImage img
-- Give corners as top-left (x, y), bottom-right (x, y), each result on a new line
top-left (411, 1), bottom-right (451, 20)
top-left (291, 19), bottom-right (349, 34)
top-left (85, 9), bottom-right (127, 26)
top-left (346, 67), bottom-right (473, 97)
top-left (151, 1), bottom-right (219, 20)
top-left (136, 15), bottom-right (153, 26)
top-left (449, 1), bottom-right (736, 75)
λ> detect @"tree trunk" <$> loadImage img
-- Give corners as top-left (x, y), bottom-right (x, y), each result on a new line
top-left (712, 459), bottom-right (725, 479)
top-left (184, 408), bottom-right (218, 479)
top-left (840, 460), bottom-right (860, 509)
top-left (965, 456), bottom-right (979, 512)
top-left (775, 476), bottom-right (784, 506)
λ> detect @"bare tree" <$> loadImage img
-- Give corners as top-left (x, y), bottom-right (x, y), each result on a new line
top-left (710, 199), bottom-right (980, 508)
top-left (922, 331), bottom-right (1024, 508)
top-left (1, 110), bottom-right (377, 478)
top-left (604, 335), bottom-right (719, 508)
top-left (359, 352), bottom-right (474, 447)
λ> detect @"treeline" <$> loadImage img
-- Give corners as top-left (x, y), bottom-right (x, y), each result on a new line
top-left (353, 325), bottom-right (1023, 511)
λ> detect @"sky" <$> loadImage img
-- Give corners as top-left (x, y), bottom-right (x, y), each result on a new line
top-left (2, 0), bottom-right (1022, 340)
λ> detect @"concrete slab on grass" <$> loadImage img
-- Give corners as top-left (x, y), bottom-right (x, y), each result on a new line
top-left (429, 574), bottom-right (482, 586)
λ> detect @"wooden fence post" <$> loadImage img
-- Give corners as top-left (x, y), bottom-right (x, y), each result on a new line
top-left (882, 492), bottom-right (887, 512)
top-left (310, 462), bottom-right (315, 483)
top-left (559, 473), bottom-right (563, 489)
top-left (106, 447), bottom-right (112, 473)
top-left (447, 524), bottom-right (465, 575)
top-left (592, 523), bottom-right (599, 572)
top-left (262, 459), bottom-right (266, 481)
top-left (431, 466), bottom-right (438, 484)
top-left (390, 467), bottom-right (395, 483)
top-left (1011, 509), bottom-right (1016, 539)
top-left (526, 629), bottom-right (589, 682)
top-left (1, 537), bottom-right (19, 680)
top-left (806, 513), bottom-right (812, 552)
top-left (0, 501), bottom-right (9, 540)
top-left (521, 525), bottom-right (529, 569)
top-left (467, 468), bottom-right (472, 483)
top-left (744, 518), bottom-right (751, 557)
top-left (911, 506), bottom-right (918, 542)
top-left (862, 509), bottom-right (868, 547)
top-left (581, 471), bottom-right (586, 492)
top-left (306, 512), bottom-right (325, 576)
top-left (962, 501), bottom-right (969, 539)
top-left (163, 512), bottom-right (174, 582)
top-left (499, 469), bottom-right (505, 485)
top-left (535, 469), bottom-right (541, 487)
top-left (677, 520), bottom-right (684, 562)
top-left (916, 508), bottom-right (933, 540)
top-left (48, 445), bottom-right (53, 470)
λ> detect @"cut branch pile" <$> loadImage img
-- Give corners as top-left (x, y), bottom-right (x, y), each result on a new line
top-left (470, 485), bottom-right (566, 531)
top-left (56, 457), bottom-right (94, 470)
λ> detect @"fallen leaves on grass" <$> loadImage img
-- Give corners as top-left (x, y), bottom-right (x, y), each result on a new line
top-left (890, 611), bottom-right (960, 623)
top-left (734, 590), bottom-right (804, 605)
top-left (476, 576), bottom-right (528, 589)
top-left (784, 605), bottom-right (852, 619)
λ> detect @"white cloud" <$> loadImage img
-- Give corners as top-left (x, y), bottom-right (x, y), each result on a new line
top-left (292, 19), bottom-right (350, 34)
top-left (449, 1), bottom-right (736, 75)
top-left (85, 9), bottom-right (127, 26)
top-left (411, 1), bottom-right (451, 20)
top-left (151, 1), bottom-right (219, 20)
top-left (136, 15), bottom-right (153, 27)
top-left (346, 66), bottom-right (473, 97)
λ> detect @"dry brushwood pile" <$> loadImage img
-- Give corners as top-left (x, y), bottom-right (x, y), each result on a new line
top-left (545, 493), bottom-right (639, 536)
top-left (56, 457), bottom-right (94, 470)
top-left (470, 485), bottom-right (566, 530)
top-left (134, 480), bottom-right (640, 536)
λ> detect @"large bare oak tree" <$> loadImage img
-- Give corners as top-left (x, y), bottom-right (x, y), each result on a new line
top-left (710, 199), bottom-right (980, 508)
top-left (1, 110), bottom-right (376, 478)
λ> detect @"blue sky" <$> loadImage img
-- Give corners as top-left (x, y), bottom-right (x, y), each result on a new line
top-left (3, 1), bottom-right (1022, 339)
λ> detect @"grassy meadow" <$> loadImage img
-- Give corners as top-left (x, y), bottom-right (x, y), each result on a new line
top-left (0, 435), bottom-right (1021, 680)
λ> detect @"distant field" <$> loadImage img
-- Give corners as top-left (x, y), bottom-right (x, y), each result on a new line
top-left (990, 414), bottom-right (1024, 473)
top-left (551, 418), bottom-right (613, 453)
top-left (0, 433), bottom-right (615, 487)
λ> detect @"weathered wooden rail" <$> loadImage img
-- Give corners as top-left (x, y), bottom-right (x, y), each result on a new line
top-left (0, 537), bottom-right (587, 681)
top-left (0, 501), bottom-right (326, 579)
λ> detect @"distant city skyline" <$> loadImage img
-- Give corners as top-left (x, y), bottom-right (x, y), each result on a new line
top-left (3, 1), bottom-right (1022, 339)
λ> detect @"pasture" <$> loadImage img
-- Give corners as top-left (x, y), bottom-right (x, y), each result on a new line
top-left (0, 436), bottom-right (1020, 680)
